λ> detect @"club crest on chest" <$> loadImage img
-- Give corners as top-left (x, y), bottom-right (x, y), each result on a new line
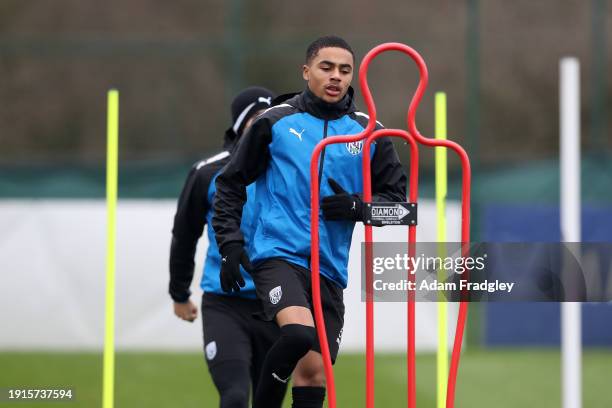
top-left (346, 140), bottom-right (363, 155)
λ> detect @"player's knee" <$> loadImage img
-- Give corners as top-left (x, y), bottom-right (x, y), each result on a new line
top-left (293, 355), bottom-right (325, 387)
top-left (209, 361), bottom-right (250, 408)
top-left (220, 386), bottom-right (249, 408)
top-left (280, 324), bottom-right (316, 356)
top-left (293, 368), bottom-right (325, 387)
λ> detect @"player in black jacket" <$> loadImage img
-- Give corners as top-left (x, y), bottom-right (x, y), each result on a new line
top-left (169, 86), bottom-right (287, 408)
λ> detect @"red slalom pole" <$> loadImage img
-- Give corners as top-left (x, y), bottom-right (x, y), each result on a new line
top-left (362, 129), bottom-right (419, 408)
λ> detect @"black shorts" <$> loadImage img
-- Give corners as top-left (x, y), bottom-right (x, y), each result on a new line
top-left (201, 293), bottom-right (280, 371)
top-left (251, 258), bottom-right (345, 363)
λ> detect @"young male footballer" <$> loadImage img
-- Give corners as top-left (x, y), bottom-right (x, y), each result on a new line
top-left (213, 36), bottom-right (407, 408)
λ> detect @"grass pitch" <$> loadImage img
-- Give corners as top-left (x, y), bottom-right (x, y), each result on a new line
top-left (1, 350), bottom-right (611, 407)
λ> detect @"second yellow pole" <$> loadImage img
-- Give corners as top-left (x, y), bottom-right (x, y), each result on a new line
top-left (435, 92), bottom-right (448, 408)
top-left (103, 89), bottom-right (119, 408)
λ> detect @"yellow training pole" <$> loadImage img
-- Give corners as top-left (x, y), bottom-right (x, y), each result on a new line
top-left (435, 92), bottom-right (448, 408)
top-left (103, 89), bottom-right (119, 408)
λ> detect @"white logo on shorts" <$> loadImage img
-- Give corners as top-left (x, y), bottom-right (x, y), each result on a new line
top-left (205, 341), bottom-right (217, 360)
top-left (269, 286), bottom-right (282, 305)
top-left (336, 328), bottom-right (344, 346)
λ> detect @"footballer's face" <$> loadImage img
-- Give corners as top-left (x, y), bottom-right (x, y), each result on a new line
top-left (303, 47), bottom-right (354, 104)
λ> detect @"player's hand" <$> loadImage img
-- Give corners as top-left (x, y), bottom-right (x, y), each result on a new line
top-left (322, 178), bottom-right (364, 221)
top-left (174, 299), bottom-right (198, 322)
top-left (219, 243), bottom-right (252, 293)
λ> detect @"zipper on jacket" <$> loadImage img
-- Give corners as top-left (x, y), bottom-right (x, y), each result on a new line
top-left (317, 120), bottom-right (329, 190)
top-left (310, 120), bottom-right (329, 269)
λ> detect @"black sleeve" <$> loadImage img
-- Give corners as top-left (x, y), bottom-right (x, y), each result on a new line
top-left (169, 162), bottom-right (219, 303)
top-left (212, 117), bottom-right (273, 252)
top-left (370, 134), bottom-right (408, 203)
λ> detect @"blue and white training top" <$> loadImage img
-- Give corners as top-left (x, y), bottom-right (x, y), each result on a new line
top-left (212, 88), bottom-right (407, 288)
top-left (169, 151), bottom-right (258, 301)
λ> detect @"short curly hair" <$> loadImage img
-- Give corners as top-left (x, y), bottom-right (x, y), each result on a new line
top-left (305, 35), bottom-right (354, 64)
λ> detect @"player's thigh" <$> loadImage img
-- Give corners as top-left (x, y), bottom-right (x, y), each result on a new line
top-left (251, 258), bottom-right (312, 324)
top-left (276, 305), bottom-right (314, 327)
top-left (201, 294), bottom-right (252, 367)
